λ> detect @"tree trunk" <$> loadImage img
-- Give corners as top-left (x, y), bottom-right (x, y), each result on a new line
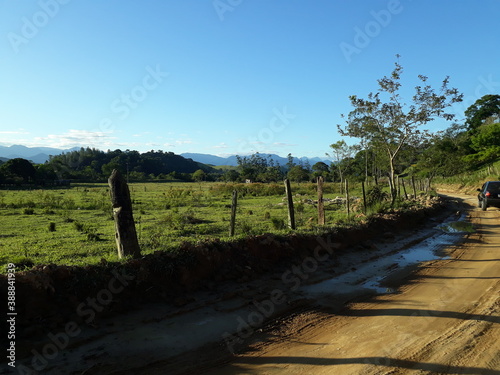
top-left (389, 157), bottom-right (397, 205)
top-left (361, 181), bottom-right (367, 214)
top-left (339, 170), bottom-right (344, 195)
top-left (365, 148), bottom-right (369, 184)
top-left (345, 180), bottom-right (350, 216)
top-left (109, 169), bottom-right (141, 259)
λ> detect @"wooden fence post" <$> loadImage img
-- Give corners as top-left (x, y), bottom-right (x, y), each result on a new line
top-left (284, 179), bottom-right (296, 230)
top-left (317, 176), bottom-right (325, 226)
top-left (345, 180), bottom-right (350, 216)
top-left (401, 179), bottom-right (408, 200)
top-left (109, 169), bottom-right (141, 259)
top-left (411, 176), bottom-right (417, 198)
top-left (229, 190), bottom-right (238, 236)
top-left (361, 181), bottom-right (367, 214)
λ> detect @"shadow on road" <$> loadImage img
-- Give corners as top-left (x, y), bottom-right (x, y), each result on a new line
top-left (230, 356), bottom-right (499, 375)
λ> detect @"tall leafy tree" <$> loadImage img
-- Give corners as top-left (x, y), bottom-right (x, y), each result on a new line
top-left (467, 122), bottom-right (500, 163)
top-left (464, 94), bottom-right (500, 133)
top-left (338, 57), bottom-right (463, 200)
top-left (0, 158), bottom-right (36, 183)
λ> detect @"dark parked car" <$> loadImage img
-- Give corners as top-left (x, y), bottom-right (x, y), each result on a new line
top-left (477, 181), bottom-right (500, 211)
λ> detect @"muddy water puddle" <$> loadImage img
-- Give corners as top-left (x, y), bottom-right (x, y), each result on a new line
top-left (304, 218), bottom-right (470, 298)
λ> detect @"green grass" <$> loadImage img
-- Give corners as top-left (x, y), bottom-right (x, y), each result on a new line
top-left (0, 181), bottom-right (418, 268)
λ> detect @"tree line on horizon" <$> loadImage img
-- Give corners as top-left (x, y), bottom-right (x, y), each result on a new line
top-left (1, 61), bottom-right (499, 188)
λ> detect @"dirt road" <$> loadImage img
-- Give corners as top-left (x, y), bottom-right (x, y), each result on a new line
top-left (199, 193), bottom-right (499, 375)
top-left (9, 194), bottom-right (498, 375)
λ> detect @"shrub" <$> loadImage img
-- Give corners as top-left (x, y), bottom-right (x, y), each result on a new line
top-left (270, 217), bottom-right (286, 230)
top-left (10, 256), bottom-right (34, 270)
top-left (22, 208), bottom-right (34, 215)
top-left (239, 221), bottom-right (254, 235)
top-left (366, 186), bottom-right (389, 206)
top-left (86, 232), bottom-right (100, 241)
top-left (73, 221), bottom-right (84, 232)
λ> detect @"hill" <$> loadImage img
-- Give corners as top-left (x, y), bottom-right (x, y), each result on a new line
top-left (0, 145), bottom-right (80, 163)
top-left (181, 153), bottom-right (331, 167)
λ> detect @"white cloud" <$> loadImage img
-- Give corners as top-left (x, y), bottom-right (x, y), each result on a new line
top-left (33, 129), bottom-right (116, 149)
top-left (213, 142), bottom-right (228, 149)
top-left (0, 130), bottom-right (29, 135)
top-left (273, 142), bottom-right (297, 147)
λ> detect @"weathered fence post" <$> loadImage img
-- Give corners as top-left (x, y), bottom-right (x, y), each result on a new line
top-left (411, 176), bottom-right (417, 199)
top-left (229, 190), bottom-right (238, 236)
top-left (396, 175), bottom-right (401, 198)
top-left (345, 180), bottom-right (350, 216)
top-left (361, 180), bottom-right (367, 214)
top-left (284, 179), bottom-right (296, 230)
top-left (317, 176), bottom-right (325, 226)
top-left (109, 169), bottom-right (141, 259)
top-left (401, 179), bottom-right (408, 200)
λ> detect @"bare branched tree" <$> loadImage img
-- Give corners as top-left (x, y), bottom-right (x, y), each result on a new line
top-left (338, 56), bottom-right (463, 201)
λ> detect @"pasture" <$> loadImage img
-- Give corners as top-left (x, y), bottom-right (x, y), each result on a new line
top-left (0, 182), bottom-right (366, 268)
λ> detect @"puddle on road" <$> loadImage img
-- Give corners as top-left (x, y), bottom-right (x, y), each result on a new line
top-left (436, 220), bottom-right (475, 234)
top-left (304, 220), bottom-right (469, 298)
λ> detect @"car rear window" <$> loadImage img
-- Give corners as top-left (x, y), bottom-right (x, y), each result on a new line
top-left (487, 182), bottom-right (500, 193)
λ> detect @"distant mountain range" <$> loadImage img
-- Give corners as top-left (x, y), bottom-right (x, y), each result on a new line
top-left (180, 153), bottom-right (331, 167)
top-left (0, 145), bottom-right (80, 164)
top-left (0, 145), bottom-right (332, 167)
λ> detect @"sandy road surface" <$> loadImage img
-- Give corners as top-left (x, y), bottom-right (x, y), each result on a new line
top-left (9, 194), bottom-right (497, 375)
top-left (201, 193), bottom-right (500, 375)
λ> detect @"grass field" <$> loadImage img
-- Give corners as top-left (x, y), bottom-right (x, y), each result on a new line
top-left (0, 181), bottom-right (373, 268)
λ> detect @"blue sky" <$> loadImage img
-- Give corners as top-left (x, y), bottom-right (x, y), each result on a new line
top-left (1, 0), bottom-right (499, 158)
